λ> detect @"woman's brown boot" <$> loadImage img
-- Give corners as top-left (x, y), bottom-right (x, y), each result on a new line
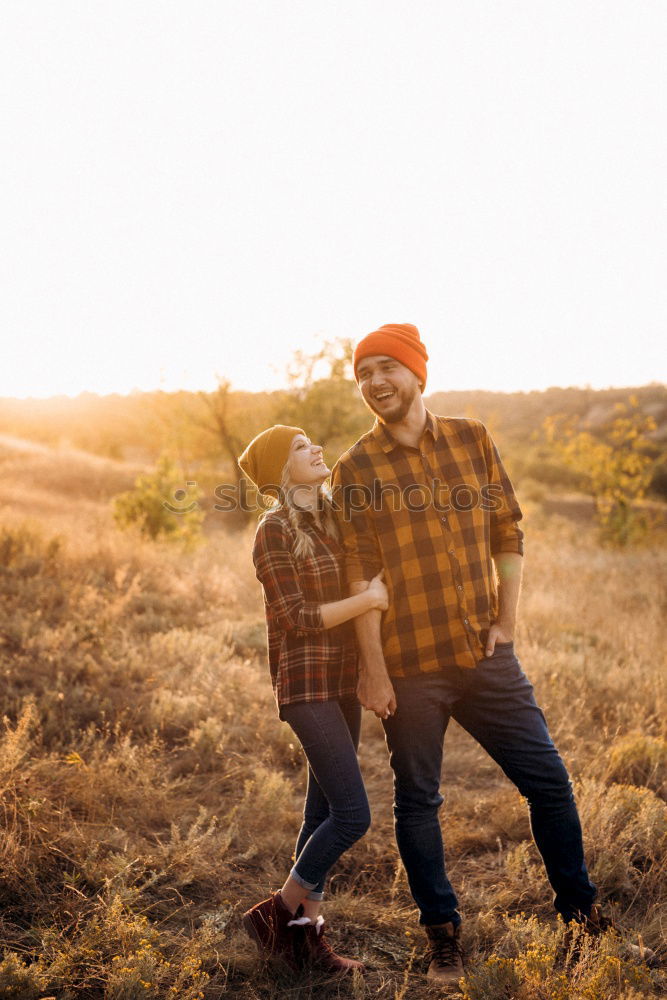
top-left (242, 891), bottom-right (301, 969)
top-left (297, 916), bottom-right (365, 975)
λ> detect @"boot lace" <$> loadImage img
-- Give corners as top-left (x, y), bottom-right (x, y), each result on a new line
top-left (427, 928), bottom-right (463, 969)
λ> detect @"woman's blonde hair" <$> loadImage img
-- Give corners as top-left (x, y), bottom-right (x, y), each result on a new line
top-left (264, 459), bottom-right (340, 561)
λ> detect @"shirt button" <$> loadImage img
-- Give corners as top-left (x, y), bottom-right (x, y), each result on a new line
top-left (457, 584), bottom-right (463, 591)
top-left (441, 516), bottom-right (447, 524)
top-left (449, 548), bottom-right (454, 555)
top-left (463, 617), bottom-right (470, 626)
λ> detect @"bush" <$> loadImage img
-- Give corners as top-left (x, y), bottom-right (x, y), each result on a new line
top-left (113, 455), bottom-right (203, 547)
top-left (0, 951), bottom-right (49, 1000)
top-left (577, 779), bottom-right (667, 898)
top-left (461, 915), bottom-right (659, 1000)
top-left (606, 734), bottom-right (667, 798)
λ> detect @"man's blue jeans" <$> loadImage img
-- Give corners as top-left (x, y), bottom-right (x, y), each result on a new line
top-left (382, 642), bottom-right (597, 927)
top-left (282, 698), bottom-right (370, 900)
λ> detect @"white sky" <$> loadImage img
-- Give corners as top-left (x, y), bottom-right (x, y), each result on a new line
top-left (2, 1), bottom-right (666, 399)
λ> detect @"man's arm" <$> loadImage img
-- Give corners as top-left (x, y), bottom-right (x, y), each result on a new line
top-left (476, 421), bottom-right (524, 656)
top-left (331, 455), bottom-right (397, 718)
top-left (478, 422), bottom-right (524, 557)
top-left (349, 580), bottom-right (397, 719)
top-left (486, 551), bottom-right (523, 656)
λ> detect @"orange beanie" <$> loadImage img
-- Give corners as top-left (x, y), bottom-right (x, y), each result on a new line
top-left (238, 424), bottom-right (305, 496)
top-left (354, 323), bottom-right (429, 389)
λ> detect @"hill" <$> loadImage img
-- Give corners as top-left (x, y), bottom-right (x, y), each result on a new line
top-left (2, 381), bottom-right (666, 459)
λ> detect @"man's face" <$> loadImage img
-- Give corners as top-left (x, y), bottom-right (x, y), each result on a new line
top-left (356, 355), bottom-right (422, 423)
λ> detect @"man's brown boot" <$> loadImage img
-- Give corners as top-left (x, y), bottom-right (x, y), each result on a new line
top-left (425, 921), bottom-right (464, 985)
top-left (297, 916), bottom-right (365, 976)
top-left (241, 891), bottom-right (300, 969)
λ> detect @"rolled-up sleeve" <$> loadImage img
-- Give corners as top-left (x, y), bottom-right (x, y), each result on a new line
top-left (478, 424), bottom-right (524, 556)
top-left (330, 458), bottom-right (383, 585)
top-left (252, 517), bottom-right (325, 634)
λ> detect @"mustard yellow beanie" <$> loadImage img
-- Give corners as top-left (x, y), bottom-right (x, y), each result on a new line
top-left (238, 424), bottom-right (305, 495)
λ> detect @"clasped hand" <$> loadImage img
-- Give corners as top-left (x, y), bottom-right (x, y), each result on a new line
top-left (366, 570), bottom-right (388, 611)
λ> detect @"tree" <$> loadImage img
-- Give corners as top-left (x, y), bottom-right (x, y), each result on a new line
top-left (543, 397), bottom-right (658, 546)
top-left (191, 378), bottom-right (280, 525)
top-left (274, 338), bottom-right (369, 457)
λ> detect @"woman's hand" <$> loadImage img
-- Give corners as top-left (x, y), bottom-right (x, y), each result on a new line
top-left (366, 570), bottom-right (389, 611)
top-left (319, 572), bottom-right (389, 630)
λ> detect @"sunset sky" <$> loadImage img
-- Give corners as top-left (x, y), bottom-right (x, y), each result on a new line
top-left (2, 1), bottom-right (666, 400)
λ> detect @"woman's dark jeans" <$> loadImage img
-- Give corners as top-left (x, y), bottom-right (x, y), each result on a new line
top-left (382, 642), bottom-right (597, 926)
top-left (281, 698), bottom-right (370, 900)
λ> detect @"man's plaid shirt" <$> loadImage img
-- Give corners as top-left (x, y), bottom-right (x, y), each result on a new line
top-left (252, 506), bottom-right (358, 716)
top-left (330, 410), bottom-right (524, 675)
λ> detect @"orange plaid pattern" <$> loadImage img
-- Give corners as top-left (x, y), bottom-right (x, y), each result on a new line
top-left (330, 411), bottom-right (524, 674)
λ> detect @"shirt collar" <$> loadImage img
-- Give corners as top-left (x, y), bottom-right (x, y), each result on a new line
top-left (372, 408), bottom-right (440, 453)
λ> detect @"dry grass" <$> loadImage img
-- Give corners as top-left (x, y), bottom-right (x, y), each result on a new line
top-left (0, 444), bottom-right (666, 998)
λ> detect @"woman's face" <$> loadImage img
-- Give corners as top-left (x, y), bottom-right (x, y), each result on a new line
top-left (287, 433), bottom-right (329, 486)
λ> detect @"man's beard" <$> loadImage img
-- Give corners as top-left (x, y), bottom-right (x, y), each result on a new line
top-left (363, 383), bottom-right (418, 424)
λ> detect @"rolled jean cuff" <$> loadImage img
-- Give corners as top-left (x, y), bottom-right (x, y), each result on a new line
top-left (306, 889), bottom-right (324, 901)
top-left (289, 866), bottom-right (318, 892)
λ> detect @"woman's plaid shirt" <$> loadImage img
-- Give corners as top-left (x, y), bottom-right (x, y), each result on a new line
top-left (252, 506), bottom-right (358, 715)
top-left (330, 411), bottom-right (524, 676)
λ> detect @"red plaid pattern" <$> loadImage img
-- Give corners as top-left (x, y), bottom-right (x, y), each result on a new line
top-left (252, 507), bottom-right (358, 713)
top-left (331, 411), bottom-right (524, 675)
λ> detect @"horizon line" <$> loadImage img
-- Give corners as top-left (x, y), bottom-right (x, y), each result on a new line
top-left (0, 379), bottom-right (665, 404)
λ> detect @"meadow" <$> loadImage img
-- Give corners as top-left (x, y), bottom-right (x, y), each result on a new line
top-left (0, 433), bottom-right (666, 999)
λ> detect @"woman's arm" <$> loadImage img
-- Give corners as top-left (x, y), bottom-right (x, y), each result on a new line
top-left (319, 572), bottom-right (387, 629)
top-left (253, 515), bottom-right (387, 635)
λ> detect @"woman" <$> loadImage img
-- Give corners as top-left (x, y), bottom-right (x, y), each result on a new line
top-left (237, 424), bottom-right (387, 976)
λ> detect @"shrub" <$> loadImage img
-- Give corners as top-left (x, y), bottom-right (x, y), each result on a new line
top-left (113, 455), bottom-right (203, 547)
top-left (606, 734), bottom-right (667, 798)
top-left (577, 779), bottom-right (667, 898)
top-left (0, 951), bottom-right (49, 999)
top-left (462, 915), bottom-right (659, 1000)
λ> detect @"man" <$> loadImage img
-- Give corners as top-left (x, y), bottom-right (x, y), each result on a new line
top-left (330, 323), bottom-right (598, 985)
